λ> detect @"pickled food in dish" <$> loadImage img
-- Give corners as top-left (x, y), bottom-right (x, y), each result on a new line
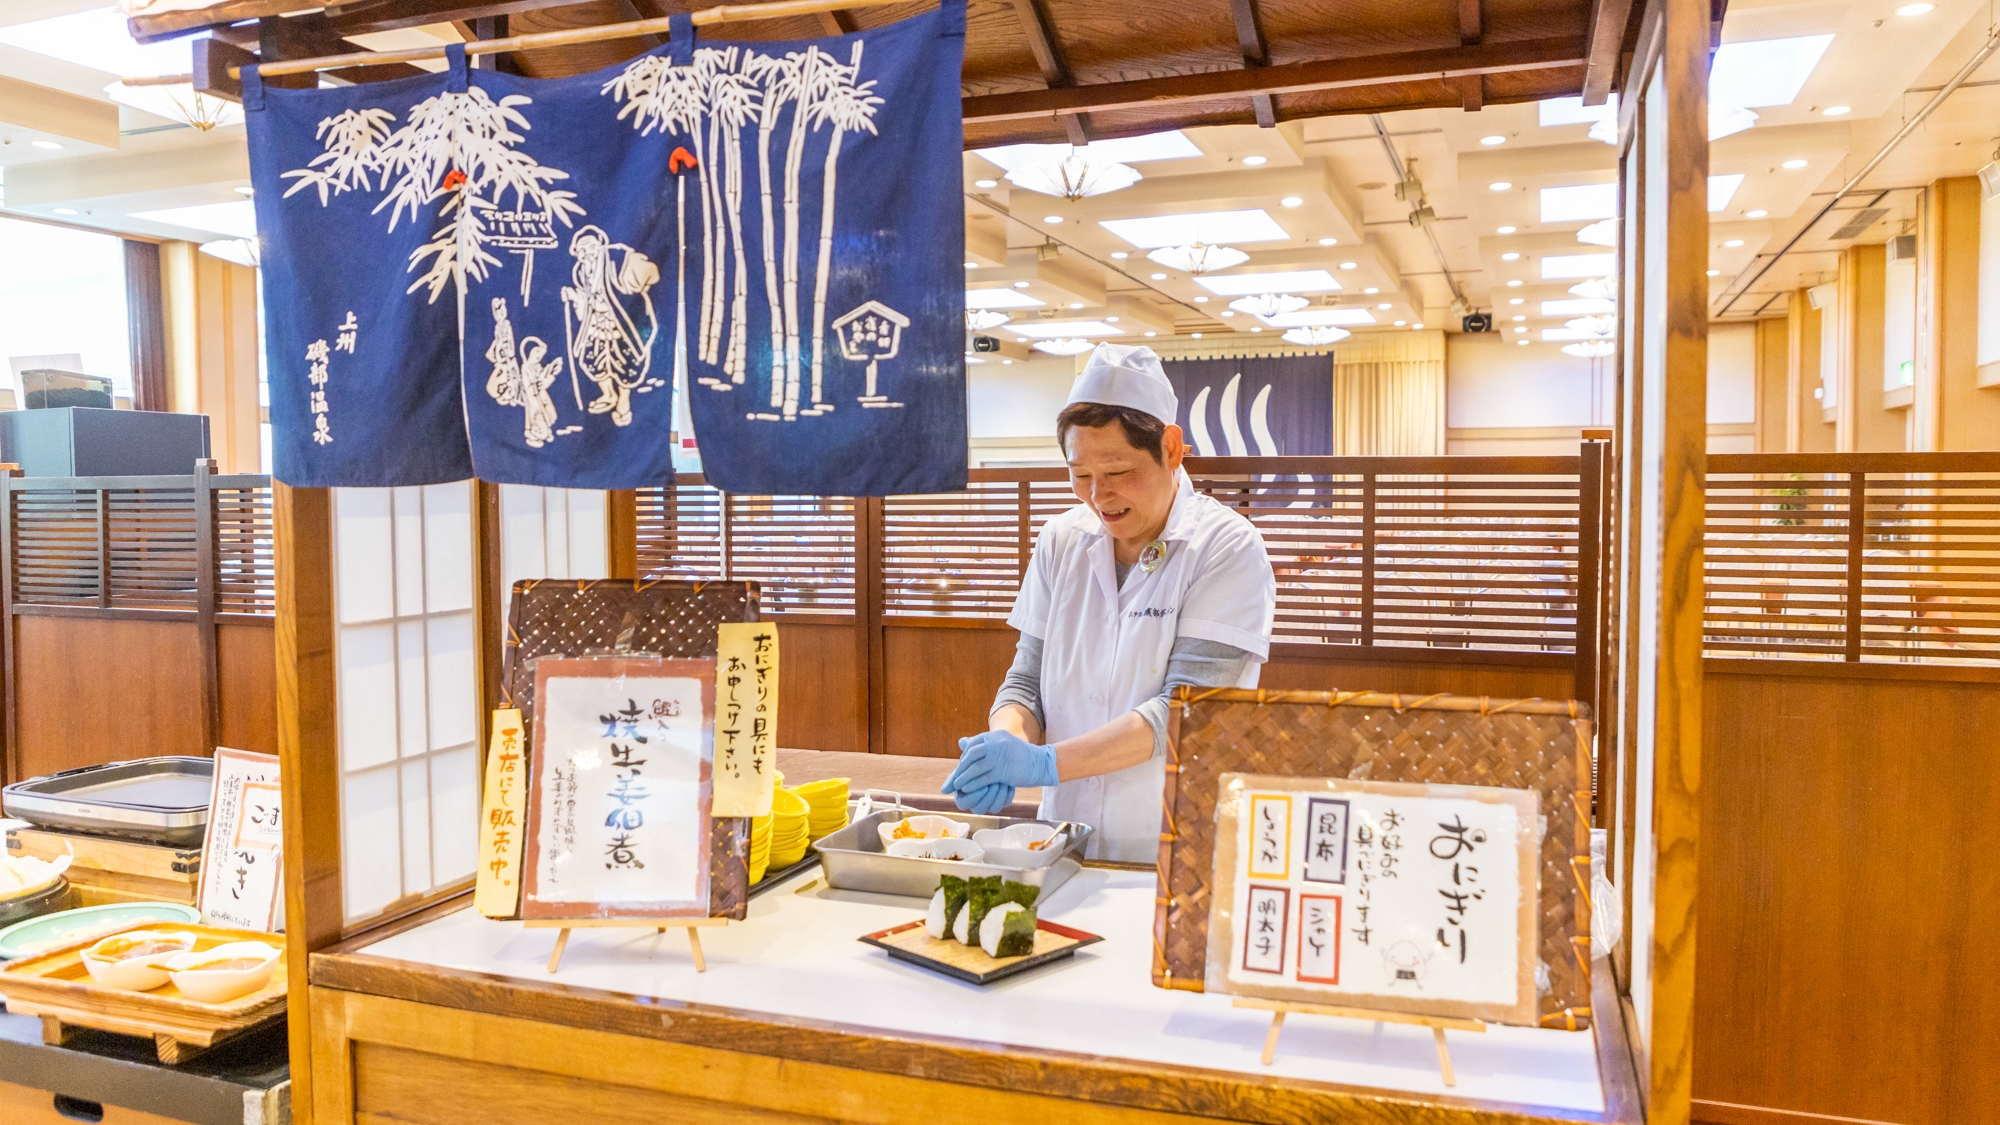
top-left (978, 901), bottom-right (1037, 958)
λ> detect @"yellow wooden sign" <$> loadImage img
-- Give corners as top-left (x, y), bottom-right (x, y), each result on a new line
top-left (713, 622), bottom-right (779, 817)
top-left (475, 708), bottom-right (527, 917)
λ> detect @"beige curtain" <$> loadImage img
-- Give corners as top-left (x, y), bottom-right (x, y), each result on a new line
top-left (1331, 330), bottom-right (1445, 456)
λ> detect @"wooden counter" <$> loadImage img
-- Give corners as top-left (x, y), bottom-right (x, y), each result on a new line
top-left (308, 866), bottom-right (1640, 1125)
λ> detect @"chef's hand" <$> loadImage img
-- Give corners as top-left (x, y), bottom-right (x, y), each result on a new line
top-left (942, 729), bottom-right (1060, 794)
top-left (949, 781), bottom-right (1015, 816)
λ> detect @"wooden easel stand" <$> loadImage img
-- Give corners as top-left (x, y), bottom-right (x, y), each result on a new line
top-left (1231, 997), bottom-right (1487, 1086)
top-left (524, 917), bottom-right (730, 973)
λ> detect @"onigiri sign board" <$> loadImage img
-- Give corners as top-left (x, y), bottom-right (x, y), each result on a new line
top-left (1205, 774), bottom-right (1541, 1026)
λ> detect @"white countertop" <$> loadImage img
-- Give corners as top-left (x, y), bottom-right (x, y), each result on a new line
top-left (360, 866), bottom-right (1606, 1113)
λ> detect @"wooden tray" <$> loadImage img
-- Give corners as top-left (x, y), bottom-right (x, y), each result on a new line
top-left (7, 827), bottom-right (202, 906)
top-left (0, 922), bottom-right (286, 1064)
top-left (860, 918), bottom-right (1102, 985)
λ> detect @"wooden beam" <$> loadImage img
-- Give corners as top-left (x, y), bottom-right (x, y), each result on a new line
top-left (963, 36), bottom-right (1584, 123)
top-left (321, 0), bottom-right (581, 37)
top-left (1458, 0), bottom-right (1482, 44)
top-left (1011, 0), bottom-right (1089, 145)
top-left (1582, 0), bottom-right (1636, 106)
top-left (1227, 0), bottom-right (1276, 128)
top-left (265, 11), bottom-right (430, 83)
top-left (816, 8), bottom-right (860, 34)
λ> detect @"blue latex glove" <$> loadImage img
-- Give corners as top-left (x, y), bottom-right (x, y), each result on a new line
top-left (951, 781), bottom-right (1016, 816)
top-left (942, 729), bottom-right (1060, 796)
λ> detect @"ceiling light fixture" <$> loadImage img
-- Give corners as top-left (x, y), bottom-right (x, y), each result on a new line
top-left (1783, 159), bottom-right (1809, 169)
top-left (1577, 218), bottom-right (1617, 247)
top-left (1068, 301), bottom-right (1086, 309)
top-left (1567, 315), bottom-right (1616, 336)
top-left (1510, 298), bottom-right (1524, 305)
top-left (1220, 310), bottom-right (1235, 317)
top-left (1110, 251), bottom-right (1129, 259)
top-left (198, 238), bottom-right (260, 268)
top-left (1507, 280), bottom-right (1523, 287)
top-left (1376, 302), bottom-right (1391, 310)
top-left (1394, 320), bottom-right (1408, 326)
top-left (1193, 296), bottom-right (1209, 303)
top-left (30, 140), bottom-right (63, 150)
top-left (1489, 181), bottom-right (1513, 192)
top-left (1147, 242), bottom-right (1250, 274)
top-left (1339, 261), bottom-right (1358, 270)
top-left (968, 288), bottom-right (1043, 309)
top-left (1707, 269), bottom-right (1721, 276)
top-left (966, 310), bottom-right (1012, 330)
top-left (1281, 326), bottom-right (1350, 346)
top-left (1043, 214), bottom-right (1065, 223)
top-left (1033, 338), bottom-right (1098, 356)
top-left (1006, 150), bottom-right (1142, 201)
top-left (1243, 155), bottom-right (1267, 166)
top-left (1501, 252), bottom-right (1521, 261)
top-left (234, 186), bottom-right (254, 197)
top-left (1822, 105), bottom-right (1851, 116)
top-left (1518, 340), bottom-right (1530, 346)
top-left (1569, 277), bottom-right (1617, 300)
top-left (1012, 280), bottom-right (1032, 288)
top-left (1514, 327), bottom-right (1527, 334)
top-left (1151, 272), bottom-right (1168, 280)
top-left (1363, 287), bottom-right (1380, 294)
top-left (1480, 135), bottom-right (1507, 146)
top-left (1229, 293), bottom-right (1308, 317)
top-left (1280, 196), bottom-right (1304, 207)
top-left (974, 179), bottom-right (998, 188)
top-left (1563, 340), bottom-right (1617, 358)
top-left (965, 261), bottom-right (979, 269)
top-left (1746, 209), bottom-right (1767, 219)
top-left (1723, 239), bottom-right (1744, 248)
top-left (1710, 105), bottom-right (1759, 141)
top-left (1898, 2), bottom-right (1934, 13)
top-left (1318, 237), bottom-right (1338, 246)
top-left (1413, 323), bottom-right (1424, 329)
top-left (1497, 225), bottom-right (1517, 234)
top-left (1197, 269), bottom-right (1343, 295)
top-left (1513, 315), bottom-right (1526, 322)
top-left (105, 79), bottom-right (242, 132)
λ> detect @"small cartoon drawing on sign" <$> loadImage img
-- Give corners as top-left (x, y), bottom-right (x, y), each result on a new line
top-left (486, 297), bottom-right (563, 448)
top-left (1382, 939), bottom-right (1433, 987)
top-left (833, 300), bottom-right (909, 410)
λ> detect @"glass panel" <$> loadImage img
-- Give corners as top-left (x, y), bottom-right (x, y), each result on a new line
top-left (429, 746), bottom-right (480, 885)
top-left (337, 622), bottom-right (399, 771)
top-left (342, 766), bottom-right (402, 920)
top-left (334, 489), bottom-right (394, 625)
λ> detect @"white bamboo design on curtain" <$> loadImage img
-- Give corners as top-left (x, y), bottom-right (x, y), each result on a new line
top-left (606, 39), bottom-right (880, 421)
top-left (282, 89), bottom-right (583, 304)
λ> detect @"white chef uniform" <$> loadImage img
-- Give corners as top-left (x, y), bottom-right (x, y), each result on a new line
top-left (1007, 468), bottom-right (1276, 863)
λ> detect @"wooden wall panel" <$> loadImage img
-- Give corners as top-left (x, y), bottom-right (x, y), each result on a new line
top-left (1262, 654), bottom-right (1573, 702)
top-left (1695, 664), bottom-right (2000, 1125)
top-left (216, 621), bottom-right (276, 754)
top-left (14, 616), bottom-right (206, 778)
top-left (774, 620), bottom-right (860, 754)
top-left (881, 624), bottom-right (1019, 758)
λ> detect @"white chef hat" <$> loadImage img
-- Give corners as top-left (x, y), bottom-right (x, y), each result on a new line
top-left (1064, 342), bottom-right (1177, 424)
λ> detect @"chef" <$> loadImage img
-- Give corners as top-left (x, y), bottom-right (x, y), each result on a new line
top-left (942, 343), bottom-right (1276, 863)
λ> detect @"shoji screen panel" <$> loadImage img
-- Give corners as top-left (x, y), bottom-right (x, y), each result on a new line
top-left (497, 485), bottom-right (610, 637)
top-left (331, 483), bottom-right (483, 924)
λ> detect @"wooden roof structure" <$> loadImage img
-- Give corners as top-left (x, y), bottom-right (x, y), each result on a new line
top-left (130, 0), bottom-right (1654, 147)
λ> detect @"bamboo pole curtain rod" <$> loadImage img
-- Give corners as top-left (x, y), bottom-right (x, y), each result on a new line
top-left (228, 0), bottom-right (919, 79)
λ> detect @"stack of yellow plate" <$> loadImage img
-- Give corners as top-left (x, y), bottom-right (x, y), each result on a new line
top-left (794, 777), bottom-right (850, 842)
top-left (767, 787), bottom-right (812, 868)
top-left (748, 814), bottom-right (773, 885)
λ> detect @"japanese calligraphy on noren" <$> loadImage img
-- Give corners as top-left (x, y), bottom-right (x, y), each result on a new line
top-left (1205, 773), bottom-right (1542, 1025)
top-left (197, 747), bottom-right (285, 933)
top-left (522, 658), bottom-right (715, 920)
top-left (711, 622), bottom-right (779, 817)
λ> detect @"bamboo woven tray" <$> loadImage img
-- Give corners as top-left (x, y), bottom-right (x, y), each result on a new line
top-left (860, 918), bottom-right (1103, 985)
top-left (501, 578), bottom-right (759, 922)
top-left (0, 922), bottom-right (286, 1063)
top-left (1156, 689), bottom-right (1593, 1027)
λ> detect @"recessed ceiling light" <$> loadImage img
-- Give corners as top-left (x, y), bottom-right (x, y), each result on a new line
top-left (1822, 105), bottom-right (1851, 116)
top-left (967, 288), bottom-right (1046, 309)
top-left (1099, 208), bottom-right (1290, 248)
top-left (1044, 214), bottom-right (1064, 223)
top-left (1745, 210), bottom-right (1767, 219)
top-left (234, 186), bottom-right (254, 196)
top-left (1497, 225), bottom-right (1518, 235)
top-left (1002, 359), bottom-right (1012, 364)
top-left (1514, 326), bottom-right (1527, 333)
top-left (1144, 331), bottom-right (1157, 337)
top-left (1195, 269), bottom-right (1343, 295)
top-left (1012, 320), bottom-right (1124, 339)
top-left (1480, 135), bottom-right (1506, 146)
top-left (1192, 332), bottom-right (1203, 338)
top-left (1318, 237), bottom-right (1337, 246)
top-left (31, 140), bottom-right (64, 150)
top-left (1513, 315), bottom-right (1526, 322)
top-left (1782, 159), bottom-right (1808, 169)
top-left (1106, 316), bottom-right (1120, 323)
top-left (1013, 281), bottom-right (1032, 288)
top-left (1489, 181), bottom-right (1513, 192)
top-left (1501, 252), bottom-right (1521, 261)
top-left (1339, 261), bottom-right (1357, 270)
top-left (1280, 196), bottom-right (1304, 208)
top-left (1220, 310), bottom-right (1235, 317)
top-left (1243, 155), bottom-right (1268, 166)
top-left (1262, 309), bottom-right (1377, 327)
top-left (1518, 340), bottom-right (1529, 345)
top-left (1413, 323), bottom-right (1424, 329)
top-left (1394, 319), bottom-right (1408, 325)
top-left (1068, 301), bottom-right (1085, 308)
top-left (1724, 239), bottom-right (1744, 248)
top-left (1507, 280), bottom-right (1523, 287)
top-left (1194, 296), bottom-right (1209, 303)
top-left (1510, 298), bottom-right (1524, 305)
top-left (1376, 302), bottom-right (1391, 310)
top-left (1251, 326), bottom-right (1263, 332)
top-left (1110, 251), bottom-right (1129, 259)
top-left (1897, 3), bottom-right (1932, 15)
top-left (1364, 287), bottom-right (1380, 294)
top-left (1707, 269), bottom-right (1721, 276)
top-left (1151, 272), bottom-right (1168, 280)
top-left (965, 261), bottom-right (979, 269)
top-left (52, 207), bottom-right (78, 215)
top-left (975, 179), bottom-right (998, 188)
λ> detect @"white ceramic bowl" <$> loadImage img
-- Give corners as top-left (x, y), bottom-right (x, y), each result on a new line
top-left (971, 823), bottom-right (1067, 869)
top-left (80, 930), bottom-right (197, 992)
top-left (876, 814), bottom-right (970, 849)
top-left (885, 837), bottom-right (986, 863)
top-left (165, 942), bottom-right (281, 1005)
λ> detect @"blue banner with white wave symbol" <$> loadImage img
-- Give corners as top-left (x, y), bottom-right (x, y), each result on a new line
top-left (1162, 356), bottom-right (1332, 457)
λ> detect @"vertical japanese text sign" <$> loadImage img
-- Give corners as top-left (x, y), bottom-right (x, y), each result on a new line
top-left (198, 748), bottom-right (286, 932)
top-left (477, 708), bottom-right (528, 917)
top-left (712, 622), bottom-right (779, 818)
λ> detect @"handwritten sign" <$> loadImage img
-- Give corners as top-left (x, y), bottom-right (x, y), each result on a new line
top-left (1205, 773), bottom-right (1541, 1025)
top-left (198, 747), bottom-right (284, 932)
top-left (712, 622), bottom-right (778, 818)
top-left (521, 658), bottom-right (714, 920)
top-left (476, 708), bottom-right (527, 917)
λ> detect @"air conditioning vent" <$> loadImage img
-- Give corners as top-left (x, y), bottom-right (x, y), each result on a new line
top-left (1827, 207), bottom-right (1888, 241)
top-left (1980, 161), bottom-right (2000, 199)
top-left (1888, 234), bottom-right (1916, 263)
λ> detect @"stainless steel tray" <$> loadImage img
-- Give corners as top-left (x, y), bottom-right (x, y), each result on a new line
top-left (813, 810), bottom-right (1092, 900)
top-left (1, 758), bottom-right (212, 846)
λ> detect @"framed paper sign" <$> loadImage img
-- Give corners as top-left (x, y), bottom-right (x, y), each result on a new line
top-left (522, 657), bottom-right (715, 920)
top-left (1205, 774), bottom-right (1541, 1026)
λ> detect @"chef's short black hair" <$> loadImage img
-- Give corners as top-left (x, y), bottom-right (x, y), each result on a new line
top-left (1057, 402), bottom-right (1166, 463)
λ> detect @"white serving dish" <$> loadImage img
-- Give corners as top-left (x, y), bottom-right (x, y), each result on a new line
top-left (80, 929), bottom-right (196, 992)
top-left (874, 814), bottom-right (970, 849)
top-left (971, 823), bottom-right (1068, 869)
top-left (885, 837), bottom-right (986, 863)
top-left (165, 941), bottom-right (281, 1004)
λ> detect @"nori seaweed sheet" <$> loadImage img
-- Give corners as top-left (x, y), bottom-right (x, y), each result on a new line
top-left (991, 903), bottom-right (1037, 957)
top-left (939, 874), bottom-right (968, 935)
